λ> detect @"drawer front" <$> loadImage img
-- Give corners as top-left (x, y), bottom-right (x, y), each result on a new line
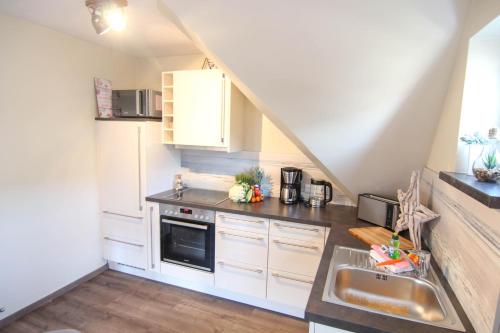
top-left (269, 236), bottom-right (324, 276)
top-left (101, 212), bottom-right (146, 244)
top-left (160, 262), bottom-right (214, 286)
top-left (267, 269), bottom-right (314, 309)
top-left (216, 227), bottom-right (268, 267)
top-left (216, 212), bottom-right (269, 234)
top-left (215, 259), bottom-right (267, 298)
top-left (270, 220), bottom-right (325, 243)
top-left (103, 236), bottom-right (147, 270)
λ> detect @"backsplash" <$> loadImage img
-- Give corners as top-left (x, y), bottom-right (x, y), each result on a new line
top-left (420, 168), bottom-right (500, 333)
top-left (179, 149), bottom-right (354, 206)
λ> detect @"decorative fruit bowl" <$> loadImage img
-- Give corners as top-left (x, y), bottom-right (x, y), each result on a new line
top-left (228, 168), bottom-right (271, 203)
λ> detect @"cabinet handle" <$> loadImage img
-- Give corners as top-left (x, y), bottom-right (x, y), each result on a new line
top-left (102, 211), bottom-right (142, 219)
top-left (149, 206), bottom-right (155, 269)
top-left (219, 215), bottom-right (266, 224)
top-left (273, 239), bottom-right (319, 250)
top-left (220, 74), bottom-right (225, 144)
top-left (271, 272), bottom-right (314, 284)
top-left (218, 230), bottom-right (264, 241)
top-left (274, 222), bottom-right (320, 233)
top-left (104, 237), bottom-right (144, 248)
top-left (137, 126), bottom-right (143, 211)
top-left (217, 261), bottom-right (263, 274)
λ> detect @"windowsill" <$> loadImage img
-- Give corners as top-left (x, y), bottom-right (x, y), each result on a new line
top-left (439, 171), bottom-right (500, 209)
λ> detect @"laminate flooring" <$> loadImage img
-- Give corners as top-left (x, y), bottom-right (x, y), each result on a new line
top-left (1, 270), bottom-right (308, 333)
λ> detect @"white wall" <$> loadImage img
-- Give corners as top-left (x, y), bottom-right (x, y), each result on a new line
top-left (160, 0), bottom-right (470, 200)
top-left (136, 54), bottom-right (350, 203)
top-left (428, 0), bottom-right (500, 172)
top-left (0, 14), bottom-right (138, 319)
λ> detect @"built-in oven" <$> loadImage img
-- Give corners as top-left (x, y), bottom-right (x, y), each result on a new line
top-left (160, 204), bottom-right (215, 272)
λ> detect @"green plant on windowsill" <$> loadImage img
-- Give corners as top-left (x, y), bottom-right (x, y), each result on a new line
top-left (473, 150), bottom-right (500, 182)
top-left (483, 152), bottom-right (497, 170)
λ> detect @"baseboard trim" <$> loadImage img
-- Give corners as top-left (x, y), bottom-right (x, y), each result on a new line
top-left (0, 263), bottom-right (108, 329)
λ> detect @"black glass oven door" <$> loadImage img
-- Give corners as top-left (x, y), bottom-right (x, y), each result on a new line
top-left (160, 216), bottom-right (214, 272)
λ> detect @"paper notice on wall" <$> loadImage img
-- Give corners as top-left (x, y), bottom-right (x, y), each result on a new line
top-left (94, 78), bottom-right (112, 118)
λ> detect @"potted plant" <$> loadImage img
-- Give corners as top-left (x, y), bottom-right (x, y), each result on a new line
top-left (459, 132), bottom-right (486, 175)
top-left (471, 128), bottom-right (500, 182)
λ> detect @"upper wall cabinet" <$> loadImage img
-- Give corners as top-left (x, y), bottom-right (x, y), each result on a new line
top-left (161, 69), bottom-right (244, 152)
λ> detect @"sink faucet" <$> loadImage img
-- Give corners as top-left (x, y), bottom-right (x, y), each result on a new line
top-left (399, 249), bottom-right (430, 279)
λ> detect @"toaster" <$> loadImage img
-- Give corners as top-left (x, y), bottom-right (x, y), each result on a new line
top-left (357, 194), bottom-right (400, 230)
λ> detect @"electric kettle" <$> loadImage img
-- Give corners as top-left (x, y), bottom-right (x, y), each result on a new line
top-left (308, 179), bottom-right (333, 207)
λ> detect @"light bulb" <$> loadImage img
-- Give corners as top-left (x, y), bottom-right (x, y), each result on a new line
top-left (104, 7), bottom-right (126, 31)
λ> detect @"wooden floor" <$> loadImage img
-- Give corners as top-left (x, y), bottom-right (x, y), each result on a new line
top-left (1, 270), bottom-right (308, 333)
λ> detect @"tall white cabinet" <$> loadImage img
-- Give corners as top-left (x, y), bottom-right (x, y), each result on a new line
top-left (96, 120), bottom-right (180, 270)
top-left (161, 69), bottom-right (244, 152)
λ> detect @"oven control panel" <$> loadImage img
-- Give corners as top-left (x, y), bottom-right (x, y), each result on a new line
top-left (159, 204), bottom-right (215, 223)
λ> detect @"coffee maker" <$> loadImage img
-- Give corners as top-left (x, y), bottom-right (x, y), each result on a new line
top-left (280, 167), bottom-right (302, 205)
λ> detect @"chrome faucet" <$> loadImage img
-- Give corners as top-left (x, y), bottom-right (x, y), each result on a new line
top-left (399, 249), bottom-right (430, 279)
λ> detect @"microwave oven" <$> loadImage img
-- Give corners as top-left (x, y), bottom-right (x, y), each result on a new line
top-left (112, 89), bottom-right (162, 118)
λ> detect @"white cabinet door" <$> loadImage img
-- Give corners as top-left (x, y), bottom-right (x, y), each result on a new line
top-left (173, 70), bottom-right (225, 147)
top-left (96, 121), bottom-right (144, 218)
top-left (311, 323), bottom-right (354, 333)
top-left (215, 259), bottom-right (267, 298)
top-left (270, 220), bottom-right (325, 242)
top-left (103, 236), bottom-right (147, 270)
top-left (216, 212), bottom-right (269, 234)
top-left (269, 236), bottom-right (324, 276)
top-left (146, 202), bottom-right (161, 273)
top-left (267, 269), bottom-right (314, 308)
top-left (216, 227), bottom-right (268, 267)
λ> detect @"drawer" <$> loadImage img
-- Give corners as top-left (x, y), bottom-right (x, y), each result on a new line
top-left (215, 259), bottom-right (267, 298)
top-left (160, 262), bottom-right (214, 286)
top-left (269, 236), bottom-right (324, 276)
top-left (216, 227), bottom-right (268, 267)
top-left (103, 236), bottom-right (147, 270)
top-left (267, 268), bottom-right (314, 309)
top-left (216, 212), bottom-right (269, 234)
top-left (101, 212), bottom-right (146, 244)
top-left (270, 220), bottom-right (325, 243)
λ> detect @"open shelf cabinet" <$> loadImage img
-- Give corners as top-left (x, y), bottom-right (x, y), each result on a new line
top-left (161, 72), bottom-right (174, 144)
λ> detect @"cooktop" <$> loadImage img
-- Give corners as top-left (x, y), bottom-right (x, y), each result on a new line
top-left (165, 188), bottom-right (228, 206)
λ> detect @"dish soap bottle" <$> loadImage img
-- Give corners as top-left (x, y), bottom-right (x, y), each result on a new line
top-left (389, 232), bottom-right (400, 259)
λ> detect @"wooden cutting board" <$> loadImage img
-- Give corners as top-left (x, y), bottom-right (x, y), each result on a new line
top-left (348, 227), bottom-right (414, 250)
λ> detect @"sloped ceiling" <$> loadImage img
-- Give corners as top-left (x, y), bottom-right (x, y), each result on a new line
top-left (160, 0), bottom-right (470, 200)
top-left (0, 0), bottom-right (198, 57)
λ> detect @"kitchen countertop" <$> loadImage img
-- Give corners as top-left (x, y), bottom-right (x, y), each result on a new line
top-left (146, 189), bottom-right (475, 333)
top-left (146, 189), bottom-right (353, 227)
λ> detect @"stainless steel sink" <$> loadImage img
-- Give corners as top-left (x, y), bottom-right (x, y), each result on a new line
top-left (322, 246), bottom-right (465, 331)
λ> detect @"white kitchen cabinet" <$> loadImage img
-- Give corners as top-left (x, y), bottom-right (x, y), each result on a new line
top-left (267, 220), bottom-right (326, 309)
top-left (267, 268), bottom-right (314, 308)
top-left (216, 227), bottom-right (268, 267)
top-left (146, 201), bottom-right (161, 273)
top-left (215, 259), bottom-right (267, 298)
top-left (268, 236), bottom-right (324, 277)
top-left (216, 212), bottom-right (269, 234)
top-left (102, 236), bottom-right (147, 270)
top-left (162, 70), bottom-right (244, 152)
top-left (270, 220), bottom-right (326, 242)
top-left (310, 322), bottom-right (354, 333)
top-left (96, 120), bottom-right (180, 269)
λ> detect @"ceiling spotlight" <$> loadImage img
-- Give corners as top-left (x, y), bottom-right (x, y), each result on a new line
top-left (85, 0), bottom-right (128, 35)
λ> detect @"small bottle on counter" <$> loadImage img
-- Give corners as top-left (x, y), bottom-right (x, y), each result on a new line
top-left (388, 232), bottom-right (400, 259)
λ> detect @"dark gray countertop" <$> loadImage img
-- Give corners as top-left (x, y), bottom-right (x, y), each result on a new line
top-left (439, 171), bottom-right (500, 208)
top-left (146, 189), bottom-right (474, 333)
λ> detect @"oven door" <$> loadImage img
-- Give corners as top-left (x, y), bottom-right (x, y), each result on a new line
top-left (160, 216), bottom-right (214, 272)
